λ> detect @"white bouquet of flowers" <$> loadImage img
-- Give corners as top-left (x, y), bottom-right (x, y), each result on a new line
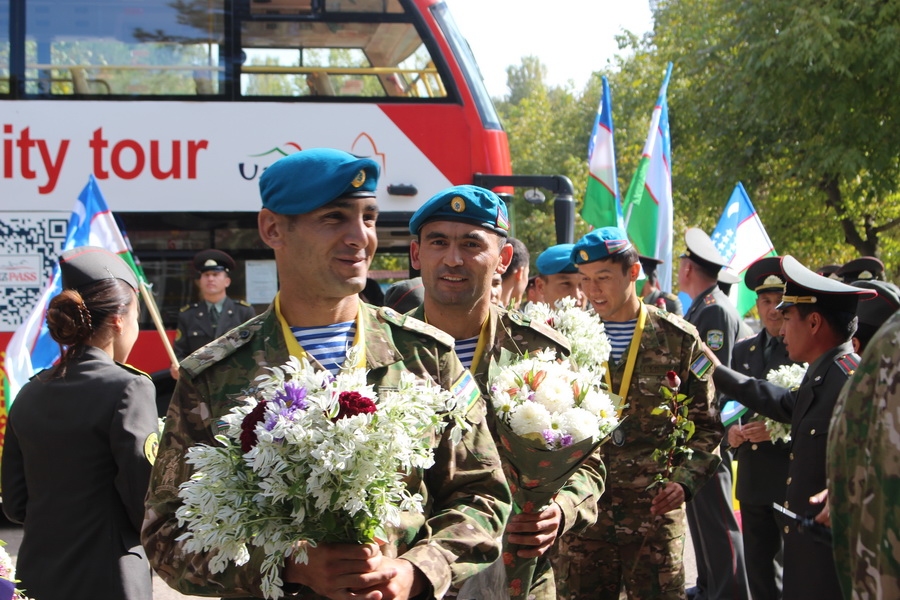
top-left (487, 348), bottom-right (620, 598)
top-left (761, 363), bottom-right (808, 443)
top-left (0, 541), bottom-right (33, 600)
top-left (523, 297), bottom-right (611, 376)
top-left (175, 356), bottom-right (468, 599)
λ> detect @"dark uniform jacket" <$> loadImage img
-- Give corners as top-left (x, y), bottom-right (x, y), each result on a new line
top-left (143, 302), bottom-right (511, 599)
top-left (729, 331), bottom-right (794, 505)
top-left (684, 284), bottom-right (741, 369)
top-left (172, 296), bottom-right (256, 359)
top-left (713, 341), bottom-right (858, 600)
top-left (1, 346), bottom-right (158, 600)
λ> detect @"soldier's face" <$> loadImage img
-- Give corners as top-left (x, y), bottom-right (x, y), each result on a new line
top-left (410, 221), bottom-right (511, 310)
top-left (756, 291), bottom-right (784, 338)
top-left (780, 306), bottom-right (814, 362)
top-left (259, 197), bottom-right (378, 299)
top-left (536, 273), bottom-right (585, 309)
top-left (579, 259), bottom-right (640, 322)
top-left (199, 270), bottom-right (230, 298)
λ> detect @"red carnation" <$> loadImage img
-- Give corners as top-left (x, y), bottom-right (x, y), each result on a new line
top-left (665, 370), bottom-right (682, 392)
top-left (333, 391), bottom-right (377, 422)
top-left (240, 400), bottom-right (267, 453)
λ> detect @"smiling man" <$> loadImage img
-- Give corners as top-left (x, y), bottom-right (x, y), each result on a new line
top-left (408, 185), bottom-right (604, 600)
top-left (710, 255), bottom-right (875, 600)
top-left (143, 151), bottom-right (511, 600)
top-left (554, 227), bottom-right (721, 600)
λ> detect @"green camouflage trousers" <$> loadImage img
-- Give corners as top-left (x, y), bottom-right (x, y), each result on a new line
top-left (553, 488), bottom-right (686, 600)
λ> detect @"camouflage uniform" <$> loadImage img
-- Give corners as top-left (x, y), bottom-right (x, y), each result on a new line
top-left (412, 303), bottom-right (607, 600)
top-left (829, 310), bottom-right (900, 598)
top-left (143, 302), bottom-right (512, 599)
top-left (554, 305), bottom-right (722, 600)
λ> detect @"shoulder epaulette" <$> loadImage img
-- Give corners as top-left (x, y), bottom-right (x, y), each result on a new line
top-left (835, 353), bottom-right (859, 377)
top-left (378, 306), bottom-right (455, 348)
top-left (654, 306), bottom-right (698, 336)
top-left (665, 292), bottom-right (679, 302)
top-left (179, 303), bottom-right (193, 312)
top-left (506, 309), bottom-right (570, 350)
top-left (181, 316), bottom-right (263, 377)
top-left (703, 293), bottom-right (717, 306)
top-left (117, 362), bottom-right (152, 380)
top-left (238, 299), bottom-right (252, 307)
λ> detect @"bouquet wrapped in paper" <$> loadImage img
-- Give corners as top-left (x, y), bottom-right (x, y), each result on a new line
top-left (487, 348), bottom-right (621, 598)
top-left (760, 363), bottom-right (808, 443)
top-left (175, 356), bottom-right (468, 599)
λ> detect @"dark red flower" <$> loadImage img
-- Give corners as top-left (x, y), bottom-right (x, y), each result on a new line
top-left (334, 391), bottom-right (377, 421)
top-left (665, 371), bottom-right (682, 392)
top-left (240, 400), bottom-right (267, 453)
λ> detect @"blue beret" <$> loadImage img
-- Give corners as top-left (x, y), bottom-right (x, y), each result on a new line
top-left (572, 227), bottom-right (633, 265)
top-left (259, 148), bottom-right (380, 215)
top-left (409, 185), bottom-right (510, 236)
top-left (536, 244), bottom-right (578, 275)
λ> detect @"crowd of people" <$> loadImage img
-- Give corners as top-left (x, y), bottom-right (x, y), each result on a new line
top-left (3, 147), bottom-right (899, 600)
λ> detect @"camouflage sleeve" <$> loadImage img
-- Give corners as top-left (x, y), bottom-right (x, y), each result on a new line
top-left (672, 333), bottom-right (723, 499)
top-left (712, 365), bottom-right (794, 424)
top-left (554, 452), bottom-right (605, 536)
top-left (141, 372), bottom-right (269, 598)
top-left (401, 356), bottom-right (512, 599)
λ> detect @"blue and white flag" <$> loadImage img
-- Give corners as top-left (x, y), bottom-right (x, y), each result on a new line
top-left (5, 175), bottom-right (141, 401)
top-left (710, 183), bottom-right (776, 316)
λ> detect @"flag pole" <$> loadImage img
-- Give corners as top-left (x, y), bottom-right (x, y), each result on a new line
top-left (139, 281), bottom-right (179, 369)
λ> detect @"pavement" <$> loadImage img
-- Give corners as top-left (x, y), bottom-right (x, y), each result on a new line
top-left (0, 517), bottom-right (698, 598)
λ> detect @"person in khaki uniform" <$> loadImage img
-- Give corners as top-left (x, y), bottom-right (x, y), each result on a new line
top-left (407, 185), bottom-right (605, 600)
top-left (142, 149), bottom-right (511, 600)
top-left (553, 227), bottom-right (722, 600)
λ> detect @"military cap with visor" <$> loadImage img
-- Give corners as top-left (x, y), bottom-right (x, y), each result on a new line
top-left (536, 244), bottom-right (579, 275)
top-left (408, 185), bottom-right (510, 237)
top-left (259, 148), bottom-right (380, 215)
top-left (815, 264), bottom-right (842, 280)
top-left (836, 256), bottom-right (885, 283)
top-left (571, 227), bottom-right (633, 265)
top-left (744, 256), bottom-right (785, 294)
top-left (681, 227), bottom-right (727, 277)
top-left (193, 249), bottom-right (236, 273)
top-left (59, 246), bottom-right (138, 292)
top-left (776, 255), bottom-right (876, 314)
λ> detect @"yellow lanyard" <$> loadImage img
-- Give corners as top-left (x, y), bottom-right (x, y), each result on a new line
top-left (604, 305), bottom-right (646, 413)
top-left (275, 292), bottom-right (367, 369)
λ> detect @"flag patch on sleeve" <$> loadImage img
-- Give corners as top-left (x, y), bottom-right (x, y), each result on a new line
top-left (451, 370), bottom-right (482, 411)
top-left (690, 354), bottom-right (712, 379)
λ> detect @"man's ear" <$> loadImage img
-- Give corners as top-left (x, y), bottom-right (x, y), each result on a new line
top-left (409, 239), bottom-right (422, 270)
top-left (258, 209), bottom-right (286, 250)
top-left (496, 242), bottom-right (514, 275)
top-left (628, 261), bottom-right (642, 282)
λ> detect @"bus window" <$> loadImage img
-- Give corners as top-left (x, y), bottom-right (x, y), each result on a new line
top-left (23, 0), bottom-right (224, 96)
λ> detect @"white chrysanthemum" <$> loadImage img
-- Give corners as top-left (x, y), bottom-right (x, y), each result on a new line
top-left (524, 297), bottom-right (611, 372)
top-left (509, 401), bottom-right (553, 436)
top-left (766, 363), bottom-right (808, 389)
top-left (558, 407), bottom-right (601, 443)
top-left (531, 373), bottom-right (575, 413)
top-left (0, 544), bottom-right (14, 581)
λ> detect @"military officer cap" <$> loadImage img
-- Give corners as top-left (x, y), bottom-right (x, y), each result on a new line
top-left (571, 227), bottom-right (633, 265)
top-left (815, 264), bottom-right (842, 279)
top-left (193, 249), bottom-right (235, 273)
top-left (59, 246), bottom-right (138, 292)
top-left (536, 244), bottom-right (578, 275)
top-left (409, 185), bottom-right (510, 236)
top-left (259, 148), bottom-right (380, 215)
top-left (383, 277), bottom-right (425, 314)
top-left (853, 280), bottom-right (900, 346)
top-left (777, 255), bottom-right (876, 314)
top-left (718, 268), bottom-right (740, 285)
top-left (745, 256), bottom-right (785, 293)
top-left (836, 256), bottom-right (885, 283)
top-left (638, 254), bottom-right (663, 273)
top-left (681, 228), bottom-right (727, 277)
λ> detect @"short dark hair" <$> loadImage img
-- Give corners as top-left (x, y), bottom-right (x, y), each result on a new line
top-left (795, 304), bottom-right (858, 343)
top-left (502, 237), bottom-right (530, 281)
top-left (605, 246), bottom-right (640, 274)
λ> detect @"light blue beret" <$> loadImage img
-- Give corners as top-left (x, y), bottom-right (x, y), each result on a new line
top-left (409, 185), bottom-right (510, 236)
top-left (536, 244), bottom-right (578, 275)
top-left (571, 227), bottom-right (633, 265)
top-left (259, 148), bottom-right (380, 215)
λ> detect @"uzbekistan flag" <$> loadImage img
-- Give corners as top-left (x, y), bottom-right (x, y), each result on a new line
top-left (581, 76), bottom-right (622, 229)
top-left (623, 63), bottom-right (674, 293)
top-left (4, 175), bottom-right (146, 402)
top-left (710, 182), bottom-right (776, 317)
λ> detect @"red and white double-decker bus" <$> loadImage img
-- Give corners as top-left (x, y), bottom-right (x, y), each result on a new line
top-left (0, 0), bottom-right (513, 387)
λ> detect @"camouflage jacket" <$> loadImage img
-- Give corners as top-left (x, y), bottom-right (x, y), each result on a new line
top-left (143, 302), bottom-right (511, 599)
top-left (829, 311), bottom-right (900, 599)
top-left (595, 305), bottom-right (721, 499)
top-left (411, 303), bottom-right (606, 537)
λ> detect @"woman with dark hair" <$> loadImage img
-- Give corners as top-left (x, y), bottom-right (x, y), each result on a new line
top-left (1, 246), bottom-right (158, 600)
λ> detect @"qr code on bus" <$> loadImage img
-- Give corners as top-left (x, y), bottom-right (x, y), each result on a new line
top-left (0, 213), bottom-right (69, 332)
